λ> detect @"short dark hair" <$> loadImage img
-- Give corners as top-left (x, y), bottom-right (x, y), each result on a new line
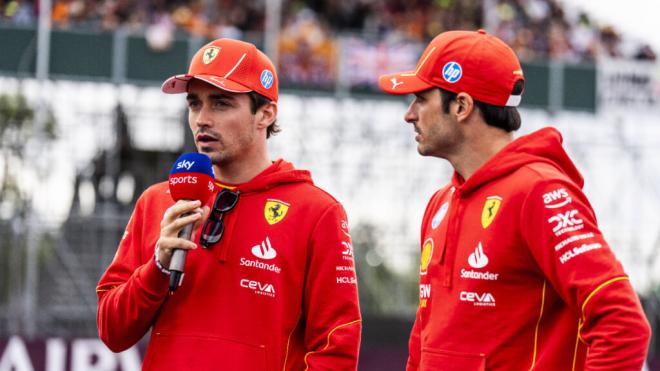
top-left (439, 86), bottom-right (522, 132)
top-left (248, 91), bottom-right (280, 138)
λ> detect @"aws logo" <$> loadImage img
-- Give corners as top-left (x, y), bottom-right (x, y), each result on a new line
top-left (543, 187), bottom-right (572, 209)
top-left (264, 199), bottom-right (289, 225)
top-left (420, 238), bottom-right (434, 275)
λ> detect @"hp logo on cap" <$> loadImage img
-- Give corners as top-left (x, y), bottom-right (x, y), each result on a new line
top-left (260, 70), bottom-right (274, 89)
top-left (442, 62), bottom-right (462, 83)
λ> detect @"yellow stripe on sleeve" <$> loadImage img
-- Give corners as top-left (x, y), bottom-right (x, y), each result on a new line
top-left (580, 276), bottom-right (629, 316)
top-left (303, 319), bottom-right (361, 370)
top-left (577, 276), bottom-right (629, 343)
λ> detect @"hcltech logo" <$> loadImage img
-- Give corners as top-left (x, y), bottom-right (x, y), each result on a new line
top-left (442, 62), bottom-right (462, 83)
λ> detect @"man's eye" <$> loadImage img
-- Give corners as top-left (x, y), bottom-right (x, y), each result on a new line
top-left (213, 100), bottom-right (230, 108)
top-left (188, 101), bottom-right (201, 109)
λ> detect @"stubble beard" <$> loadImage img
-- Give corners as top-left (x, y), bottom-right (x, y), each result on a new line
top-left (419, 124), bottom-right (461, 160)
top-left (202, 129), bottom-right (258, 170)
top-left (196, 135), bottom-right (230, 167)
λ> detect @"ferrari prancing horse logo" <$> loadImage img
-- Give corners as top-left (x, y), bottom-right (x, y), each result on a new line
top-left (481, 196), bottom-right (502, 229)
top-left (203, 46), bottom-right (220, 64)
top-left (265, 199), bottom-right (290, 225)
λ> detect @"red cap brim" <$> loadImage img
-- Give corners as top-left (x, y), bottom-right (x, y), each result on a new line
top-left (161, 74), bottom-right (252, 94)
top-left (378, 71), bottom-right (434, 95)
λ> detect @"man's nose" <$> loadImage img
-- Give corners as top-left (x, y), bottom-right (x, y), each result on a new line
top-left (404, 101), bottom-right (417, 124)
top-left (194, 106), bottom-right (212, 128)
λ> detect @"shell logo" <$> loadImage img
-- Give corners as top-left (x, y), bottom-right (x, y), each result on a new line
top-left (420, 238), bottom-right (434, 275)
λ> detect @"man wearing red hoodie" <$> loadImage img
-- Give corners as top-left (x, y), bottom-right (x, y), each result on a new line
top-left (379, 30), bottom-right (651, 370)
top-left (96, 38), bottom-right (361, 370)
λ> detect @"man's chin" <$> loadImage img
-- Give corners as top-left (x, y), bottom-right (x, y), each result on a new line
top-left (201, 151), bottom-right (231, 167)
top-left (198, 146), bottom-right (221, 157)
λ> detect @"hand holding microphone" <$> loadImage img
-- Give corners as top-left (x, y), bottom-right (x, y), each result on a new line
top-left (157, 153), bottom-right (215, 291)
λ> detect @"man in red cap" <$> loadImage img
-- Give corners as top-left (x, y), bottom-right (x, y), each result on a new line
top-left (96, 38), bottom-right (361, 370)
top-left (379, 30), bottom-right (650, 370)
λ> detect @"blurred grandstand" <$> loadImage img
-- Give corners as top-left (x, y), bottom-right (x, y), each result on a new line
top-left (0, 0), bottom-right (659, 370)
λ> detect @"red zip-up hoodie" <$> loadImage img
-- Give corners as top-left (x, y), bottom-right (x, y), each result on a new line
top-left (97, 159), bottom-right (361, 370)
top-left (407, 127), bottom-right (650, 370)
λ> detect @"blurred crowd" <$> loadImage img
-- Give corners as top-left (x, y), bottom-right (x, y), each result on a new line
top-left (491, 0), bottom-right (656, 62)
top-left (1, 0), bottom-right (656, 86)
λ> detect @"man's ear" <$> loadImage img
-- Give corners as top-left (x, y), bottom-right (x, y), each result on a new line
top-left (454, 92), bottom-right (475, 123)
top-left (256, 102), bottom-right (277, 129)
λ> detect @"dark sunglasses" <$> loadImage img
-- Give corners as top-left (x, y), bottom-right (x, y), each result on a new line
top-left (200, 189), bottom-right (240, 247)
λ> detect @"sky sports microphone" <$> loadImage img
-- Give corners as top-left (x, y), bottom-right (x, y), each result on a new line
top-left (168, 153), bottom-right (216, 291)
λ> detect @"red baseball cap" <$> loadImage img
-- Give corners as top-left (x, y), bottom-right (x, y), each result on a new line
top-left (379, 30), bottom-right (524, 107)
top-left (162, 38), bottom-right (278, 102)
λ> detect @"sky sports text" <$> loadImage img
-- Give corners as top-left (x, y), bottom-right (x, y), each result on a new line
top-left (175, 160), bottom-right (195, 171)
top-left (169, 175), bottom-right (199, 185)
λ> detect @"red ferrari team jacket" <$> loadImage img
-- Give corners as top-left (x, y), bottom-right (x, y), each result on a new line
top-left (97, 160), bottom-right (361, 370)
top-left (408, 128), bottom-right (651, 370)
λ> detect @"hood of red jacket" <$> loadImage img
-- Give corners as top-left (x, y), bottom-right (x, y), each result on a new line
top-left (215, 159), bottom-right (312, 193)
top-left (453, 127), bottom-right (584, 195)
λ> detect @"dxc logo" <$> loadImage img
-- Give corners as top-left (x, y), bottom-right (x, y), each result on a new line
top-left (548, 209), bottom-right (583, 233)
top-left (442, 62), bottom-right (462, 83)
top-left (341, 241), bottom-right (354, 257)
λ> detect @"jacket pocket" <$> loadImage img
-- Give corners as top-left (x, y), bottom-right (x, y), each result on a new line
top-left (143, 332), bottom-right (267, 371)
top-left (420, 348), bottom-right (486, 371)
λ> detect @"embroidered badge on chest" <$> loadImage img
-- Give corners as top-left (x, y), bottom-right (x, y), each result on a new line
top-left (481, 196), bottom-right (502, 229)
top-left (264, 199), bottom-right (290, 225)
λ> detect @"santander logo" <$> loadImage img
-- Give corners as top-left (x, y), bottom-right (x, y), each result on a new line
top-left (468, 242), bottom-right (489, 269)
top-left (251, 237), bottom-right (277, 260)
